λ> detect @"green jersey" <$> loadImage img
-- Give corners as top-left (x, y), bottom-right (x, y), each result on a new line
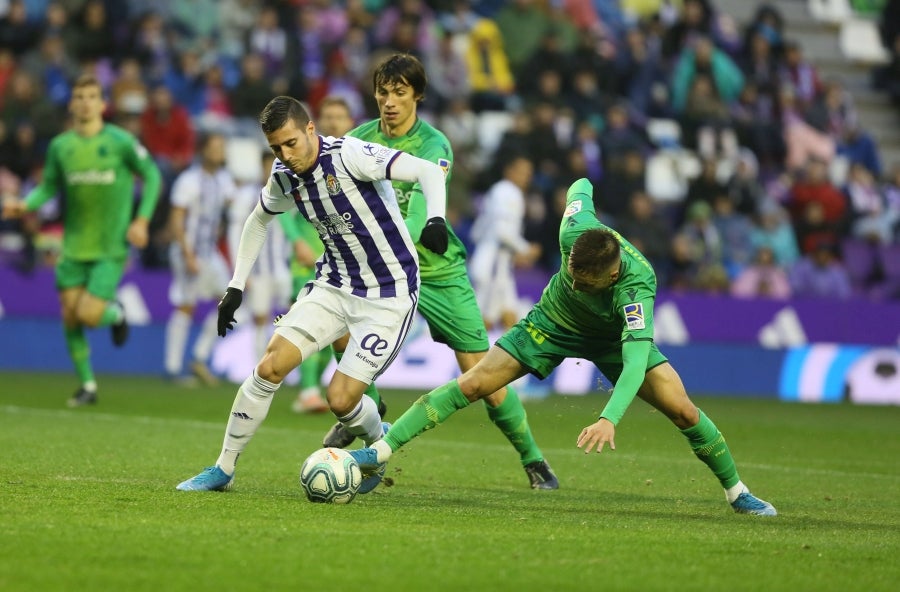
top-left (348, 118), bottom-right (466, 281)
top-left (24, 123), bottom-right (161, 261)
top-left (537, 178), bottom-right (657, 345)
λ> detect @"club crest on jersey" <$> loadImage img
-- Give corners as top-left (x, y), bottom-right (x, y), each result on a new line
top-left (325, 174), bottom-right (341, 196)
top-left (623, 302), bottom-right (645, 330)
top-left (437, 158), bottom-right (450, 174)
top-left (564, 199), bottom-right (582, 217)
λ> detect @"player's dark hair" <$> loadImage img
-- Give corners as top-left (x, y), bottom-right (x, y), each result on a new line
top-left (570, 229), bottom-right (620, 276)
top-left (259, 96), bottom-right (311, 135)
top-left (72, 73), bottom-right (103, 93)
top-left (373, 53), bottom-right (427, 101)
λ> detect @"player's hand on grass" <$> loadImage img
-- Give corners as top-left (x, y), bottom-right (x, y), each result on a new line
top-left (126, 218), bottom-right (150, 249)
top-left (577, 418), bottom-right (616, 454)
top-left (420, 217), bottom-right (449, 255)
top-left (217, 287), bottom-right (243, 337)
top-left (1, 197), bottom-right (26, 220)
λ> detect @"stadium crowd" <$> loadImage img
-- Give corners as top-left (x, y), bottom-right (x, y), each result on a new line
top-left (1, 0), bottom-right (900, 302)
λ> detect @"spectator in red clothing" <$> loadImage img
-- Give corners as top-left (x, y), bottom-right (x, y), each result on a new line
top-left (140, 84), bottom-right (196, 179)
top-left (787, 158), bottom-right (848, 253)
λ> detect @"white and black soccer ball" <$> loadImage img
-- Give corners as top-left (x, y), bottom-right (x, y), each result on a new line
top-left (299, 447), bottom-right (362, 504)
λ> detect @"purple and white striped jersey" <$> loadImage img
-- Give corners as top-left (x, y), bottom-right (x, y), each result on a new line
top-left (259, 135), bottom-right (419, 298)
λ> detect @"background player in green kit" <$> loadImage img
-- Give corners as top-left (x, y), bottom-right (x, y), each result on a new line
top-left (350, 177), bottom-right (777, 516)
top-left (1, 74), bottom-right (161, 407)
top-left (324, 53), bottom-right (558, 490)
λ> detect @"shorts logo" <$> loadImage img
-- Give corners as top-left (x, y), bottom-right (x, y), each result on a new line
top-left (564, 199), bottom-right (582, 217)
top-left (623, 303), bottom-right (645, 330)
top-left (325, 174), bottom-right (341, 196)
top-left (360, 333), bottom-right (389, 357)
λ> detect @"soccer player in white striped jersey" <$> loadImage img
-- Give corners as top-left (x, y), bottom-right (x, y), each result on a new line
top-left (176, 96), bottom-right (449, 492)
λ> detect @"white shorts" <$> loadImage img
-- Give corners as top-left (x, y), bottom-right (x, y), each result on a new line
top-left (169, 250), bottom-right (231, 307)
top-left (246, 271), bottom-right (292, 317)
top-left (274, 281), bottom-right (418, 384)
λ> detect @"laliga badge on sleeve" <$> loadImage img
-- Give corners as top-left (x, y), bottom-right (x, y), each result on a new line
top-left (564, 199), bottom-right (582, 217)
top-left (624, 302), bottom-right (645, 330)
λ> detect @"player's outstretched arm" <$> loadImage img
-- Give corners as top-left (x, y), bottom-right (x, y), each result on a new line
top-left (229, 202), bottom-right (275, 292)
top-left (389, 153), bottom-right (448, 253)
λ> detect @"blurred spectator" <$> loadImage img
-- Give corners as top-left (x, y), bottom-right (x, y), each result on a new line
top-left (845, 162), bottom-right (898, 245)
top-left (788, 158), bottom-right (848, 253)
top-left (568, 119), bottom-right (603, 184)
top-left (437, 0), bottom-right (481, 35)
top-left (730, 81), bottom-right (785, 170)
top-left (597, 149), bottom-right (646, 221)
top-left (1, 69), bottom-right (65, 147)
top-left (751, 199), bottom-right (801, 267)
top-left (0, 119), bottom-right (41, 182)
top-left (711, 192), bottom-right (755, 275)
top-left (218, 0), bottom-right (260, 62)
top-left (518, 29), bottom-right (572, 101)
top-left (671, 35), bottom-right (744, 115)
top-left (464, 18), bottom-right (516, 113)
top-left (110, 57), bottom-right (148, 118)
top-left (0, 0), bottom-right (40, 57)
top-left (684, 157), bottom-right (726, 213)
top-left (127, 11), bottom-right (174, 84)
top-left (373, 0), bottom-right (436, 57)
top-left (616, 190), bottom-right (673, 278)
top-left (315, 95), bottom-right (356, 138)
top-left (228, 53), bottom-right (275, 121)
top-left (494, 0), bottom-right (548, 78)
top-left (789, 240), bottom-right (853, 299)
top-left (726, 148), bottom-right (765, 217)
top-left (20, 33), bottom-right (77, 108)
top-left (196, 63), bottom-right (233, 131)
top-left (69, 0), bottom-right (115, 63)
top-left (140, 84), bottom-right (196, 180)
top-left (163, 48), bottom-right (208, 118)
top-left (883, 162), bottom-right (900, 241)
top-left (741, 3), bottom-right (785, 60)
top-left (615, 25), bottom-right (670, 118)
top-left (778, 40), bottom-right (821, 112)
top-left (599, 102), bottom-right (649, 170)
top-left (810, 80), bottom-right (882, 177)
top-left (679, 73), bottom-right (738, 159)
top-left (779, 85), bottom-right (835, 171)
top-left (678, 199), bottom-right (724, 270)
top-left (730, 245), bottom-right (791, 299)
top-left (169, 0), bottom-right (220, 45)
top-left (250, 4), bottom-right (289, 79)
top-left (424, 29), bottom-right (471, 114)
top-left (437, 97), bottom-right (479, 221)
top-left (661, 0), bottom-right (717, 60)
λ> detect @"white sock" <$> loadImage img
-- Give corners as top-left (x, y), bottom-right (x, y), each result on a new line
top-left (215, 370), bottom-right (281, 474)
top-left (373, 440), bottom-right (393, 463)
top-left (191, 310), bottom-right (219, 363)
top-left (724, 480), bottom-right (749, 504)
top-left (83, 380), bottom-right (98, 393)
top-left (164, 310), bottom-right (191, 375)
top-left (337, 395), bottom-right (383, 445)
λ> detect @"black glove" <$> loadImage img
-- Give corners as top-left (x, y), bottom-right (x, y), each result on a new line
top-left (217, 287), bottom-right (243, 337)
top-left (420, 217), bottom-right (449, 255)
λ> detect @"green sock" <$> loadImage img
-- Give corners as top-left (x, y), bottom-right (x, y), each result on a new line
top-left (384, 380), bottom-right (471, 451)
top-left (97, 301), bottom-right (123, 327)
top-left (64, 326), bottom-right (95, 387)
top-left (334, 349), bottom-right (382, 408)
top-left (484, 385), bottom-right (543, 465)
top-left (681, 409), bottom-right (740, 489)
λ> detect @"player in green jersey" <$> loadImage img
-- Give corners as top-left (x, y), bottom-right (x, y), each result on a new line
top-left (323, 53), bottom-right (558, 490)
top-left (349, 177), bottom-right (777, 515)
top-left (1, 74), bottom-right (161, 407)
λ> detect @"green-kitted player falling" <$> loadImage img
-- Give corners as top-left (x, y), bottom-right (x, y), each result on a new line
top-left (350, 177), bottom-right (777, 516)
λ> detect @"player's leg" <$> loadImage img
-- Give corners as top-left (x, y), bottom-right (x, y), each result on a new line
top-left (59, 286), bottom-right (97, 407)
top-left (636, 359), bottom-right (776, 516)
top-left (321, 332), bottom-right (386, 445)
top-left (165, 261), bottom-right (196, 381)
top-left (356, 344), bottom-right (528, 472)
top-left (188, 258), bottom-right (229, 386)
top-left (176, 334), bottom-right (302, 491)
top-left (422, 274), bottom-right (558, 488)
top-left (292, 344), bottom-right (331, 413)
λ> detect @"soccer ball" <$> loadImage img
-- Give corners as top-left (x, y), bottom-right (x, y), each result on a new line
top-left (299, 447), bottom-right (362, 504)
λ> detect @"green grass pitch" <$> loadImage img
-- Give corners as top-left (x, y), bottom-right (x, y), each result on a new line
top-left (1, 371), bottom-right (898, 591)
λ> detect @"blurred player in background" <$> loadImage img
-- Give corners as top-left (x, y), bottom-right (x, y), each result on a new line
top-left (350, 178), bottom-right (777, 516)
top-left (176, 96), bottom-right (449, 492)
top-left (469, 154), bottom-right (542, 331)
top-left (164, 132), bottom-right (236, 386)
top-left (229, 151), bottom-right (292, 360)
top-left (325, 53), bottom-right (558, 490)
top-left (1, 74), bottom-right (161, 407)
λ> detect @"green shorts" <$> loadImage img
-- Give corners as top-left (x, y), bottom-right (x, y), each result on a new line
top-left (55, 256), bottom-right (127, 300)
top-left (418, 272), bottom-right (489, 353)
top-left (496, 306), bottom-right (668, 381)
